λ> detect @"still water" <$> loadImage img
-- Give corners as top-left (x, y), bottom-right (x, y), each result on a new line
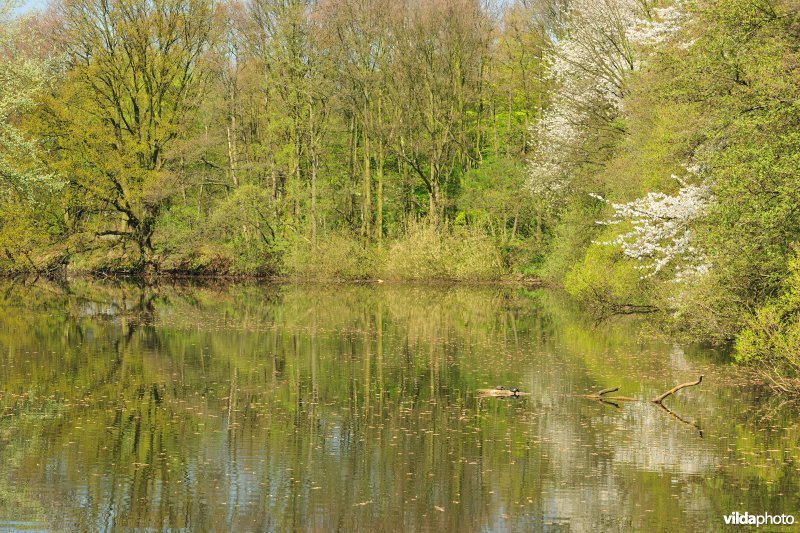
top-left (0, 280), bottom-right (797, 531)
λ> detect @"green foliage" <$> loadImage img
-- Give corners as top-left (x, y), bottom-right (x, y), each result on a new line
top-left (456, 158), bottom-right (541, 272)
top-left (284, 231), bottom-right (379, 280)
top-left (207, 185), bottom-right (285, 274)
top-left (736, 253), bottom-right (800, 392)
top-left (0, 2), bottom-right (65, 273)
top-left (540, 0), bottom-right (800, 357)
top-left (545, 68), bottom-right (703, 308)
top-left (152, 185), bottom-right (289, 275)
top-left (457, 158), bottom-right (533, 234)
top-left (153, 204), bottom-right (231, 274)
top-left (39, 0), bottom-right (215, 267)
top-left (540, 196), bottom-right (603, 282)
top-left (6, 0), bottom-right (800, 401)
top-left (2, 0), bottom-right (553, 277)
top-left (382, 220), bottom-right (505, 281)
top-left (283, 221), bottom-right (507, 281)
top-left (681, 0), bottom-right (800, 335)
top-left (563, 243), bottom-right (649, 312)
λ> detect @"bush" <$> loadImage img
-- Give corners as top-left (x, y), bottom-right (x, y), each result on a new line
top-left (563, 243), bottom-right (650, 313)
top-left (382, 219), bottom-right (505, 281)
top-left (735, 253), bottom-right (800, 393)
top-left (541, 197), bottom-right (603, 282)
top-left (283, 231), bottom-right (379, 280)
top-left (206, 185), bottom-right (284, 274)
top-left (153, 205), bottom-right (202, 258)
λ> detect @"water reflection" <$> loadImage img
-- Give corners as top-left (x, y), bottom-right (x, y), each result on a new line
top-left (0, 280), bottom-right (797, 531)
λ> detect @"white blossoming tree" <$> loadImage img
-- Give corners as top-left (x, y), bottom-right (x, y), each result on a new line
top-left (527, 0), bottom-right (643, 202)
top-left (590, 172), bottom-right (711, 280)
top-left (0, 1), bottom-right (56, 190)
top-left (0, 0), bottom-right (63, 270)
top-left (527, 0), bottom-right (686, 210)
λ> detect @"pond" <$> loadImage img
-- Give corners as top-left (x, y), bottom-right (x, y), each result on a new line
top-left (0, 281), bottom-right (797, 531)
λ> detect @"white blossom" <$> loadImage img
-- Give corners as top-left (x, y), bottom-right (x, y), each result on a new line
top-left (527, 1), bottom-right (686, 205)
top-left (592, 172), bottom-right (711, 279)
top-left (626, 5), bottom-right (685, 46)
top-left (0, 0), bottom-right (64, 195)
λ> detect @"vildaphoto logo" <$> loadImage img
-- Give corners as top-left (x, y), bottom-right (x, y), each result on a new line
top-left (723, 512), bottom-right (795, 527)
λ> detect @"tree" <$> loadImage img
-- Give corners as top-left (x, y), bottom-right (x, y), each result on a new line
top-left (488, 0), bottom-right (550, 157)
top-left (0, 0), bottom-right (64, 271)
top-left (249, 0), bottom-right (333, 241)
top-left (323, 0), bottom-right (395, 239)
top-left (6, 0), bottom-right (555, 276)
top-left (391, 0), bottom-right (493, 219)
top-left (527, 0), bottom-right (650, 200)
top-left (49, 0), bottom-right (216, 268)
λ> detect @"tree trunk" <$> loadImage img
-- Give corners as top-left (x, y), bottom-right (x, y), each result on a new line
top-left (429, 162), bottom-right (440, 222)
top-left (226, 118), bottom-right (239, 187)
top-left (361, 102), bottom-right (371, 238)
top-left (309, 98), bottom-right (318, 242)
top-left (348, 115), bottom-right (357, 227)
top-left (375, 98), bottom-right (384, 243)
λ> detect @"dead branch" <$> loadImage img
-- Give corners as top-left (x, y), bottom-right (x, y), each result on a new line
top-left (592, 395), bottom-right (637, 402)
top-left (652, 375), bottom-right (704, 404)
top-left (580, 386), bottom-right (636, 403)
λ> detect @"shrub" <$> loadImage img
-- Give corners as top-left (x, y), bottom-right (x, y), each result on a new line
top-left (206, 185), bottom-right (284, 274)
top-left (541, 197), bottom-right (603, 282)
top-left (735, 253), bottom-right (800, 394)
top-left (382, 220), bottom-right (505, 281)
top-left (283, 231), bottom-right (379, 280)
top-left (563, 243), bottom-right (650, 313)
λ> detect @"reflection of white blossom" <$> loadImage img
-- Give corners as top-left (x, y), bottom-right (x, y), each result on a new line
top-left (591, 173), bottom-right (711, 279)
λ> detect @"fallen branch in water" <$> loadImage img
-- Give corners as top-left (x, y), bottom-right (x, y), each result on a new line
top-left (580, 386), bottom-right (636, 403)
top-left (576, 379), bottom-right (704, 435)
top-left (477, 389), bottom-right (531, 397)
top-left (596, 386), bottom-right (619, 396)
top-left (652, 375), bottom-right (703, 404)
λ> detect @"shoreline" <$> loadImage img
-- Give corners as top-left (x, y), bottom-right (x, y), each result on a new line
top-left (2, 269), bottom-right (547, 287)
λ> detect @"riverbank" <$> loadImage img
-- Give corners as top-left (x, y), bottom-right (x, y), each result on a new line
top-left (6, 269), bottom-right (547, 289)
top-left (7, 222), bottom-right (544, 283)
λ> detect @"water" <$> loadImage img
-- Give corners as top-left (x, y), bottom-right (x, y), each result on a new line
top-left (0, 280), bottom-right (797, 531)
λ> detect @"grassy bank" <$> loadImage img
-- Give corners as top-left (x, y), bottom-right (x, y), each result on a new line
top-left (10, 220), bottom-right (540, 283)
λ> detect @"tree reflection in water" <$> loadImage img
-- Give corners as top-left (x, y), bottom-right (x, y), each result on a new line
top-left (0, 280), bottom-right (797, 530)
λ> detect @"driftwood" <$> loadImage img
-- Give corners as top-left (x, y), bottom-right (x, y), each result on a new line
top-left (477, 388), bottom-right (531, 397)
top-left (580, 385), bottom-right (637, 403)
top-left (575, 377), bottom-right (705, 435)
top-left (651, 375), bottom-right (703, 404)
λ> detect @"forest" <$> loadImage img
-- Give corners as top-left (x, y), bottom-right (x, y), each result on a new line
top-left (2, 0), bottom-right (800, 393)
